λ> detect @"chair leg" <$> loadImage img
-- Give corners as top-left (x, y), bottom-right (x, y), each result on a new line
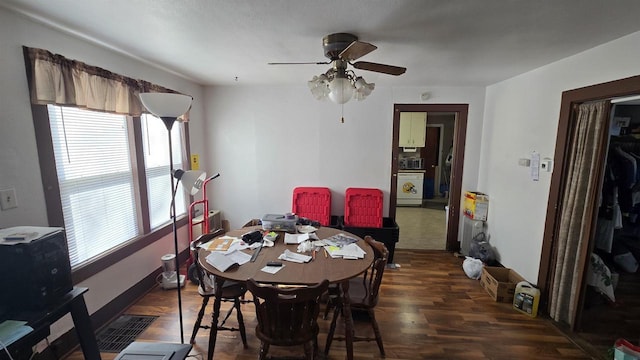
top-left (259, 341), bottom-right (269, 360)
top-left (368, 308), bottom-right (385, 357)
top-left (324, 303), bottom-right (341, 355)
top-left (234, 298), bottom-right (247, 348)
top-left (190, 297), bottom-right (209, 344)
top-left (303, 340), bottom-right (314, 360)
top-left (323, 289), bottom-right (339, 320)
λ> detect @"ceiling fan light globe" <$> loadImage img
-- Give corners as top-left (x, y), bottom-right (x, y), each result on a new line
top-left (354, 76), bottom-right (366, 90)
top-left (363, 82), bottom-right (375, 96)
top-left (310, 86), bottom-right (329, 100)
top-left (328, 77), bottom-right (354, 104)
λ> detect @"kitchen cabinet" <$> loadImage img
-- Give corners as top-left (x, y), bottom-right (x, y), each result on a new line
top-left (399, 112), bottom-right (427, 147)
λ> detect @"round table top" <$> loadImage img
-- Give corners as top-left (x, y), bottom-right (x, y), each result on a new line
top-left (198, 226), bottom-right (373, 285)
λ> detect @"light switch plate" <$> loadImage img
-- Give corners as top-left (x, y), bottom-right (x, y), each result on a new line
top-left (0, 188), bottom-right (18, 210)
top-left (541, 159), bottom-right (553, 172)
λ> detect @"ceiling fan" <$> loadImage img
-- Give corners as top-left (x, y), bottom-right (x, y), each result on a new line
top-left (269, 33), bottom-right (406, 104)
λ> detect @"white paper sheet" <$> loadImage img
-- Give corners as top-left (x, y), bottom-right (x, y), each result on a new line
top-left (278, 249), bottom-right (312, 263)
top-left (284, 233), bottom-right (310, 244)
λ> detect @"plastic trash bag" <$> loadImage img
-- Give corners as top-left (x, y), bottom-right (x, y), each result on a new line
top-left (463, 256), bottom-right (484, 280)
top-left (469, 232), bottom-right (496, 264)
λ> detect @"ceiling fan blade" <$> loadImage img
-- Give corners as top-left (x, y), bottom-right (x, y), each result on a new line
top-left (268, 61), bottom-right (329, 65)
top-left (339, 41), bottom-right (377, 61)
top-left (352, 61), bottom-right (406, 76)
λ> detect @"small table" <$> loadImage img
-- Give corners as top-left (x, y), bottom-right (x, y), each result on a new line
top-left (198, 226), bottom-right (373, 360)
top-left (4, 287), bottom-right (100, 360)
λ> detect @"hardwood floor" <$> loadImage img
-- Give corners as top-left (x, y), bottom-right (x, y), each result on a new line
top-left (63, 250), bottom-right (597, 360)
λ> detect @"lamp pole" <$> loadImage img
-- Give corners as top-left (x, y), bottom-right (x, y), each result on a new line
top-left (138, 92), bottom-right (193, 345)
top-left (163, 116), bottom-right (185, 345)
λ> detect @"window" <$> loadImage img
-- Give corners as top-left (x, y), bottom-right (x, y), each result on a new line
top-left (46, 105), bottom-right (187, 269)
top-left (141, 114), bottom-right (186, 229)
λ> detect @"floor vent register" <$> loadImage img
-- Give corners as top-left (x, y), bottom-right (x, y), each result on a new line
top-left (96, 314), bottom-right (158, 352)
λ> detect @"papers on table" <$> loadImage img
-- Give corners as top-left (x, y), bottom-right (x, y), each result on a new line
top-left (297, 225), bottom-right (318, 233)
top-left (0, 320), bottom-right (33, 346)
top-left (206, 250), bottom-right (252, 272)
top-left (205, 236), bottom-right (234, 251)
top-left (0, 226), bottom-right (62, 244)
top-left (325, 243), bottom-right (366, 259)
top-left (321, 233), bottom-right (365, 259)
top-left (278, 249), bottom-right (312, 263)
top-left (284, 233), bottom-right (310, 244)
top-left (324, 233), bottom-right (359, 247)
top-left (201, 236), bottom-right (249, 254)
top-left (261, 264), bottom-right (285, 274)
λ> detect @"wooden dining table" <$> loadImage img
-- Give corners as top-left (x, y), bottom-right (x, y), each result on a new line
top-left (198, 225), bottom-right (374, 360)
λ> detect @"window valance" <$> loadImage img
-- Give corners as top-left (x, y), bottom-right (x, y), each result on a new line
top-left (23, 46), bottom-right (189, 119)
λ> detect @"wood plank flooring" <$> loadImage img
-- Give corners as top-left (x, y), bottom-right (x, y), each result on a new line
top-left (63, 250), bottom-right (598, 360)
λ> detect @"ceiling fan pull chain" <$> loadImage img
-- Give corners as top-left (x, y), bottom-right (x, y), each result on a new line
top-left (341, 103), bottom-right (345, 123)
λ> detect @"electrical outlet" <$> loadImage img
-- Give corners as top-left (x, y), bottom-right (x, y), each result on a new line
top-left (0, 188), bottom-right (18, 210)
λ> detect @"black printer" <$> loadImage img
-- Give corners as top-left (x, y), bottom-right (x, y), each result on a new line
top-left (0, 227), bottom-right (73, 314)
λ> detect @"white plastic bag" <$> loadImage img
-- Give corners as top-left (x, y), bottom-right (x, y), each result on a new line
top-left (463, 256), bottom-right (484, 280)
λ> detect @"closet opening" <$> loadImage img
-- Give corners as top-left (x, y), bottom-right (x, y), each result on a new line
top-left (539, 74), bottom-right (640, 358)
top-left (578, 102), bottom-right (640, 354)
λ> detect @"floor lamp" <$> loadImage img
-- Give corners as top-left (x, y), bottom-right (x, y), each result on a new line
top-left (139, 92), bottom-right (195, 345)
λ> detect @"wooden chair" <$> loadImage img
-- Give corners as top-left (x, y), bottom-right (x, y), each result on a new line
top-left (242, 218), bottom-right (262, 228)
top-left (189, 232), bottom-right (250, 352)
top-left (324, 235), bottom-right (388, 357)
top-left (247, 278), bottom-right (330, 360)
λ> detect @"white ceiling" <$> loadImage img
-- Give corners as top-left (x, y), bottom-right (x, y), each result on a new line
top-left (4, 0), bottom-right (640, 87)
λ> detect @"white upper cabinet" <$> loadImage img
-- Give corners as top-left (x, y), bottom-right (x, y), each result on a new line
top-left (399, 112), bottom-right (427, 147)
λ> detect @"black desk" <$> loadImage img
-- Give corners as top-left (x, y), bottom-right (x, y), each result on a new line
top-left (4, 287), bottom-right (100, 360)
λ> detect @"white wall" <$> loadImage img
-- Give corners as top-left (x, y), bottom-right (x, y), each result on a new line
top-left (480, 31), bottom-right (640, 282)
top-left (202, 85), bottom-right (486, 232)
top-left (0, 7), bottom-right (205, 339)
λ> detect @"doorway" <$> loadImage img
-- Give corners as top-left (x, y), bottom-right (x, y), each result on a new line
top-left (539, 75), bottom-right (640, 356)
top-left (389, 104), bottom-right (468, 252)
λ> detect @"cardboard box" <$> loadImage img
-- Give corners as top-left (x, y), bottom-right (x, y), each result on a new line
top-left (464, 191), bottom-right (489, 221)
top-left (480, 266), bottom-right (525, 303)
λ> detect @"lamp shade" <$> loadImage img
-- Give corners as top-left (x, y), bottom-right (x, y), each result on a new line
top-left (174, 169), bottom-right (207, 195)
top-left (139, 93), bottom-right (193, 118)
top-left (328, 77), bottom-right (354, 104)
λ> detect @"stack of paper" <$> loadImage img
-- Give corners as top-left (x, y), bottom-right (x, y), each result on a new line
top-left (284, 233), bottom-right (310, 244)
top-left (324, 234), bottom-right (358, 247)
top-left (0, 320), bottom-right (34, 346)
top-left (325, 243), bottom-right (366, 259)
top-left (206, 250), bottom-right (252, 272)
top-left (201, 236), bottom-right (248, 254)
top-left (278, 249), bottom-right (312, 263)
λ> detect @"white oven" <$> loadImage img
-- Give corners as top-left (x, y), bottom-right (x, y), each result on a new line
top-left (397, 172), bottom-right (424, 206)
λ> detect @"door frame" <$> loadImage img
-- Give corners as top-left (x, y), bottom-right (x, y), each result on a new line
top-left (539, 74), bottom-right (640, 329)
top-left (390, 104), bottom-right (468, 251)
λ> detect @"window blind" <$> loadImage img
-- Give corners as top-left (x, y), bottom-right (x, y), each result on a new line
top-left (48, 105), bottom-right (139, 267)
top-left (141, 114), bottom-right (186, 229)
